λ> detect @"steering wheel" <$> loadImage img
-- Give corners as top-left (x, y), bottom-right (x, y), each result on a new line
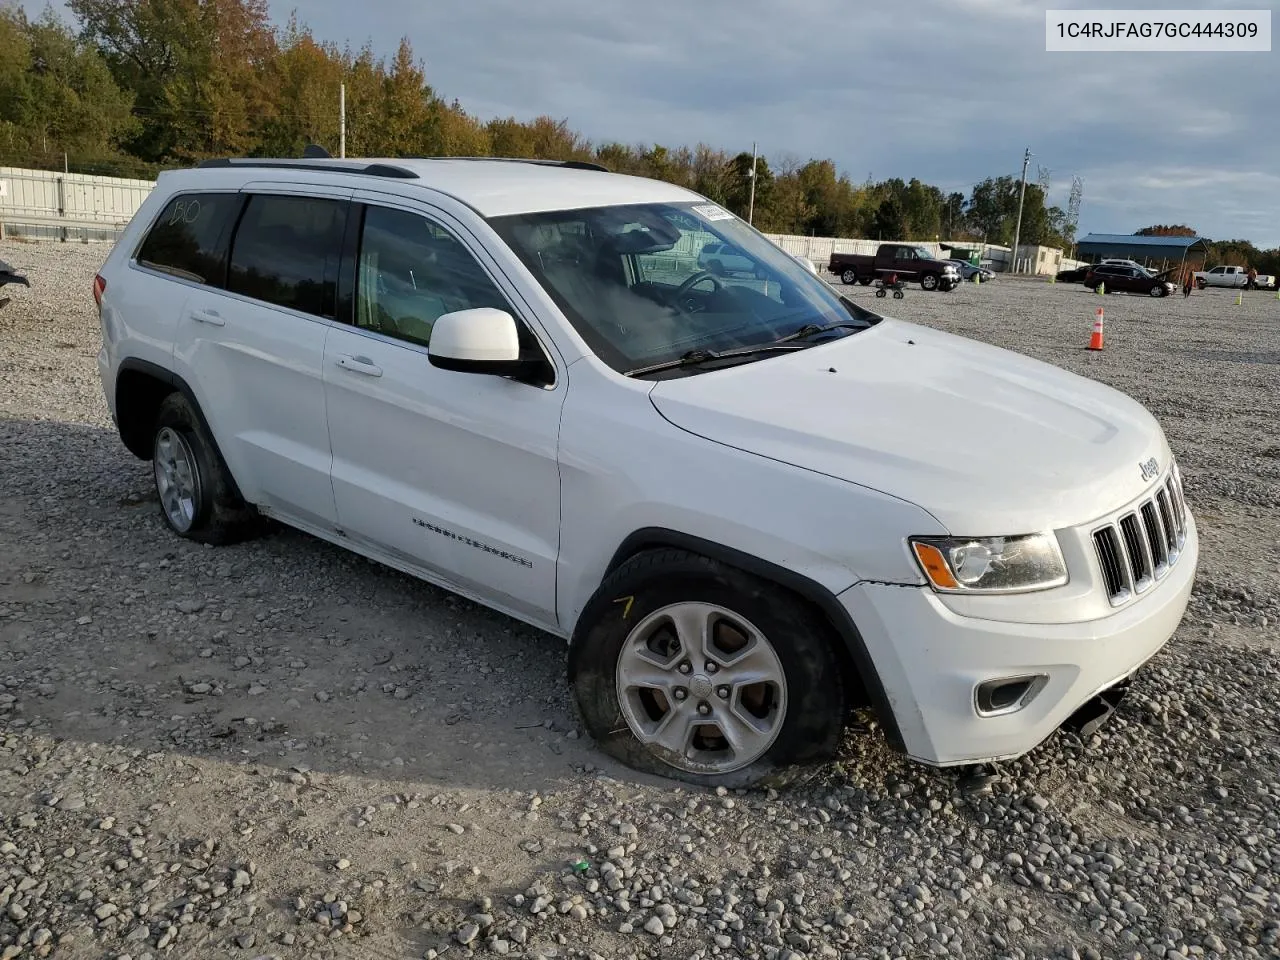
top-left (673, 270), bottom-right (723, 311)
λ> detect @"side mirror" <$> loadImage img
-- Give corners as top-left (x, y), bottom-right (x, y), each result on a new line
top-left (428, 307), bottom-right (522, 375)
top-left (792, 254), bottom-right (818, 275)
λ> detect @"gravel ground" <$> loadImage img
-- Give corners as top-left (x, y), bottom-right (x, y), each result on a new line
top-left (0, 239), bottom-right (1277, 960)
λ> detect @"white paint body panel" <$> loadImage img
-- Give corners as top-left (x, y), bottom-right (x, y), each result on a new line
top-left (648, 318), bottom-right (1171, 534)
top-left (322, 323), bottom-right (564, 626)
top-left (95, 160), bottom-right (1198, 770)
top-left (841, 513), bottom-right (1197, 765)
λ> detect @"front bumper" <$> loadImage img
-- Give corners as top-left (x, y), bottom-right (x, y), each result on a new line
top-left (839, 512), bottom-right (1198, 766)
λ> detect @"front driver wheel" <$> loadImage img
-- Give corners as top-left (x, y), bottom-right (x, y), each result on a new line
top-left (921, 273), bottom-right (939, 291)
top-left (569, 550), bottom-right (847, 788)
top-left (1150, 285), bottom-right (1167, 297)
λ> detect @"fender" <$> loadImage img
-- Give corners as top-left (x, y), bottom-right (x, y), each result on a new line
top-left (114, 356), bottom-right (249, 504)
top-left (603, 526), bottom-right (907, 753)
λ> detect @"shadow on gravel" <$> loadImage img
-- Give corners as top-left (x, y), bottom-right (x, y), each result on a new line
top-left (0, 416), bottom-right (660, 794)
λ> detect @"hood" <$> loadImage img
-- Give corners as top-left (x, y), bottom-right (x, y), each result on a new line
top-left (648, 319), bottom-right (1170, 533)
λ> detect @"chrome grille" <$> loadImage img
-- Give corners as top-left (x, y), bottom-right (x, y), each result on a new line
top-left (1092, 466), bottom-right (1188, 605)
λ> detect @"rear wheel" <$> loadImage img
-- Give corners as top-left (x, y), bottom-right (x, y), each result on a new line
top-left (858, 277), bottom-right (872, 286)
top-left (569, 550), bottom-right (847, 788)
top-left (151, 393), bottom-right (264, 545)
top-left (840, 268), bottom-right (857, 285)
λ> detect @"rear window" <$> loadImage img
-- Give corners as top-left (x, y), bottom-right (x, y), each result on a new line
top-left (136, 192), bottom-right (241, 285)
top-left (227, 194), bottom-right (347, 317)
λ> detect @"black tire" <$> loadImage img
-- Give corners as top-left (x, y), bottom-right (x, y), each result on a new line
top-left (151, 392), bottom-right (264, 545)
top-left (840, 268), bottom-right (857, 285)
top-left (568, 549), bottom-right (847, 789)
top-left (893, 290), bottom-right (904, 299)
top-left (920, 273), bottom-right (939, 291)
top-left (858, 277), bottom-right (872, 286)
top-left (1196, 279), bottom-right (1206, 290)
top-left (1149, 284), bottom-right (1166, 298)
top-left (875, 288), bottom-right (886, 298)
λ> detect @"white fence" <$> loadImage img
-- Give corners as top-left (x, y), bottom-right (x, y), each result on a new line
top-left (0, 166), bottom-right (155, 242)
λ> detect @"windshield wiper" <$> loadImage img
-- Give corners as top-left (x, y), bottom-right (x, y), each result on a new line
top-left (624, 342), bottom-right (807, 377)
top-left (774, 320), bottom-right (867, 344)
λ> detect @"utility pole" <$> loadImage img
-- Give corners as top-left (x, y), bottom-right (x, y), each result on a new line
top-left (747, 142), bottom-right (757, 225)
top-left (339, 84), bottom-right (346, 159)
top-left (1009, 146), bottom-right (1031, 274)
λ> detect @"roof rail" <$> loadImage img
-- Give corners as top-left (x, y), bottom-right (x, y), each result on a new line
top-left (398, 155), bottom-right (609, 173)
top-left (196, 158), bottom-right (419, 179)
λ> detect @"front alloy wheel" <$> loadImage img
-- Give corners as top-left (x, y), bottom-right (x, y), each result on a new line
top-left (921, 273), bottom-right (939, 290)
top-left (568, 549), bottom-right (848, 788)
top-left (616, 602), bottom-right (787, 776)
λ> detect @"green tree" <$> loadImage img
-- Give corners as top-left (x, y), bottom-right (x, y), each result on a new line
top-left (69, 0), bottom-right (277, 162)
top-left (0, 5), bottom-right (136, 161)
top-left (723, 151), bottom-right (772, 223)
top-left (872, 196), bottom-right (906, 240)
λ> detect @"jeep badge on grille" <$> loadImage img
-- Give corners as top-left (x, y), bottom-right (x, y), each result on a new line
top-left (1139, 457), bottom-right (1159, 482)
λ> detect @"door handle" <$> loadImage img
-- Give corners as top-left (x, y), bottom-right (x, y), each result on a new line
top-left (191, 308), bottom-right (225, 326)
top-left (334, 354), bottom-right (383, 377)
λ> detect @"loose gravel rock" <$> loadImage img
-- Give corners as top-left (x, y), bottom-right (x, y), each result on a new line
top-left (0, 241), bottom-right (1277, 959)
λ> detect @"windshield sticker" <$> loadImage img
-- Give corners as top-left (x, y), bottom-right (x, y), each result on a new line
top-left (692, 203), bottom-right (735, 222)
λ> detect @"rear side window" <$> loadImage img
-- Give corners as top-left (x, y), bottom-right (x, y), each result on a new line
top-left (227, 194), bottom-right (347, 317)
top-left (136, 192), bottom-right (241, 285)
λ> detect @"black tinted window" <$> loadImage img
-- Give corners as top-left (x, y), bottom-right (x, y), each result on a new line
top-left (227, 194), bottom-right (346, 316)
top-left (137, 193), bottom-right (240, 285)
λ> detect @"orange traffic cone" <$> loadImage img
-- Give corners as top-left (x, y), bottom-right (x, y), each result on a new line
top-left (1088, 307), bottom-right (1104, 351)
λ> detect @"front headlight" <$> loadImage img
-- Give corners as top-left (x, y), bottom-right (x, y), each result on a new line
top-left (909, 534), bottom-right (1068, 594)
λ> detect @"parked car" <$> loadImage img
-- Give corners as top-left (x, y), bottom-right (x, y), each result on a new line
top-left (1055, 265), bottom-right (1091, 283)
top-left (1085, 263), bottom-right (1176, 297)
top-left (95, 154), bottom-right (1197, 787)
top-left (1098, 259), bottom-right (1151, 273)
top-left (1193, 265), bottom-right (1277, 290)
top-left (792, 254), bottom-right (819, 275)
top-left (829, 244), bottom-right (960, 291)
top-left (946, 259), bottom-right (994, 283)
top-left (698, 241), bottom-right (758, 276)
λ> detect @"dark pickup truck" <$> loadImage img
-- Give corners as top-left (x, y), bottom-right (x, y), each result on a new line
top-left (829, 243), bottom-right (961, 291)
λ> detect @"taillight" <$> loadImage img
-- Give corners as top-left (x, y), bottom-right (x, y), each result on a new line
top-left (93, 274), bottom-right (106, 314)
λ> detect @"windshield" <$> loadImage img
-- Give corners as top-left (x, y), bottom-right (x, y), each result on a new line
top-left (488, 201), bottom-right (879, 377)
top-left (912, 246), bottom-right (934, 260)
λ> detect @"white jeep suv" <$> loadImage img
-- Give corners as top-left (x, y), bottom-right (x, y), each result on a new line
top-left (95, 156), bottom-right (1197, 787)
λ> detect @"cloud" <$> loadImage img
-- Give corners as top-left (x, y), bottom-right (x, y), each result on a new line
top-left (33, 0), bottom-right (1280, 246)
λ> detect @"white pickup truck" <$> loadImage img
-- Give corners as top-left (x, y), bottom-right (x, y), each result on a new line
top-left (1194, 265), bottom-right (1276, 290)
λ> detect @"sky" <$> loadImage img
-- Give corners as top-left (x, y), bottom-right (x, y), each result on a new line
top-left (35, 0), bottom-right (1280, 247)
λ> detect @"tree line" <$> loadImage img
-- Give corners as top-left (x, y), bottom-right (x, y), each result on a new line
top-left (1, 0), bottom-right (1275, 270)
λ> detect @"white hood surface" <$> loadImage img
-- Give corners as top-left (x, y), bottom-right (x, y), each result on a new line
top-left (649, 319), bottom-right (1170, 534)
